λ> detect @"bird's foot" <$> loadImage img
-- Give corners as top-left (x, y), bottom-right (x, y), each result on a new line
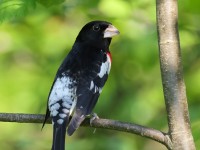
top-left (89, 113), bottom-right (99, 126)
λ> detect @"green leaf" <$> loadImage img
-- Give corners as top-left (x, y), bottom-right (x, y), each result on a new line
top-left (0, 0), bottom-right (36, 22)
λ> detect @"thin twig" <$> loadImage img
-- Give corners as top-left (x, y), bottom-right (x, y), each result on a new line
top-left (0, 112), bottom-right (172, 149)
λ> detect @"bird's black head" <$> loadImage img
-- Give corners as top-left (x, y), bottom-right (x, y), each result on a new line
top-left (75, 21), bottom-right (119, 48)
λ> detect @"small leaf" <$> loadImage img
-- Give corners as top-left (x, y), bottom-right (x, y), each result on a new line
top-left (0, 0), bottom-right (36, 22)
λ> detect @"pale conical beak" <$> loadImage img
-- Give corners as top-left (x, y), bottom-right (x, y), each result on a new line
top-left (103, 24), bottom-right (120, 38)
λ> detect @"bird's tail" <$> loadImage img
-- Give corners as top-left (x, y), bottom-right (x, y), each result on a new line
top-left (51, 121), bottom-right (67, 150)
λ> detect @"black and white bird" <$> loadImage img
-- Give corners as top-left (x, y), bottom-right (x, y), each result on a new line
top-left (43, 20), bottom-right (119, 150)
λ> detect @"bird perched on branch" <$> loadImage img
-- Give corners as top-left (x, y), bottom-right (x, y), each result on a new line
top-left (43, 20), bottom-right (119, 150)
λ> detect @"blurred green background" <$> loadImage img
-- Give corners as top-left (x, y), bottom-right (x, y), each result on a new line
top-left (0, 0), bottom-right (200, 149)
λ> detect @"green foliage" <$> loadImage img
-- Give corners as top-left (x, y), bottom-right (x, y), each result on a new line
top-left (0, 0), bottom-right (199, 150)
top-left (0, 0), bottom-right (67, 22)
top-left (36, 0), bottom-right (65, 7)
top-left (0, 0), bottom-right (36, 22)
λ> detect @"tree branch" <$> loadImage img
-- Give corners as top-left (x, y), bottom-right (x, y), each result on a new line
top-left (0, 112), bottom-right (172, 149)
top-left (156, 0), bottom-right (196, 149)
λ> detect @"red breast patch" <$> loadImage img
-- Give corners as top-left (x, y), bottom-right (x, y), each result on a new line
top-left (107, 52), bottom-right (112, 62)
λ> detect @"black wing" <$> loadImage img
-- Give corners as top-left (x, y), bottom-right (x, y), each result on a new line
top-left (67, 49), bottom-right (110, 135)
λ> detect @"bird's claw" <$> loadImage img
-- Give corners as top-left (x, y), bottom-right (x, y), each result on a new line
top-left (90, 113), bottom-right (99, 125)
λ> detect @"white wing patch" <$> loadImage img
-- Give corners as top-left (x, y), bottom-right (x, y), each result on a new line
top-left (57, 119), bottom-right (64, 124)
top-left (98, 53), bottom-right (111, 78)
top-left (51, 110), bottom-right (59, 117)
top-left (89, 53), bottom-right (111, 94)
top-left (49, 76), bottom-right (77, 124)
top-left (89, 80), bottom-right (102, 94)
top-left (49, 77), bottom-right (72, 103)
top-left (89, 81), bottom-right (94, 90)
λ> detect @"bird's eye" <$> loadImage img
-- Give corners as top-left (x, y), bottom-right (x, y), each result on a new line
top-left (93, 25), bottom-right (100, 31)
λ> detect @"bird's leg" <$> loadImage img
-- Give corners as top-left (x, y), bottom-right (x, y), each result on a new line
top-left (89, 113), bottom-right (99, 125)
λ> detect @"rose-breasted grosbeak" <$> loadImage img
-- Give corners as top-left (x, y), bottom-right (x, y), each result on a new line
top-left (43, 20), bottom-right (119, 150)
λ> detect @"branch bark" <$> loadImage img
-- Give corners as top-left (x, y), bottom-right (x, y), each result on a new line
top-left (156, 0), bottom-right (196, 149)
top-left (0, 112), bottom-right (172, 149)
